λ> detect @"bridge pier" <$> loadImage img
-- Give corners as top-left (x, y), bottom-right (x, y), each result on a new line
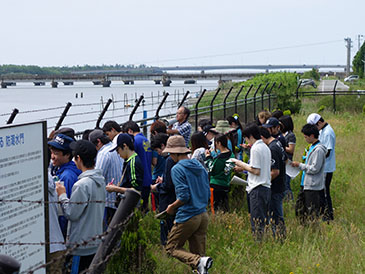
top-left (154, 80), bottom-right (161, 85)
top-left (162, 79), bottom-right (172, 87)
top-left (34, 82), bottom-right (45, 86)
top-left (184, 79), bottom-right (196, 84)
top-left (63, 81), bottom-right (74, 85)
top-left (102, 80), bottom-right (111, 87)
top-left (123, 80), bottom-right (134, 85)
top-left (1, 82), bottom-right (7, 88)
top-left (51, 81), bottom-right (58, 88)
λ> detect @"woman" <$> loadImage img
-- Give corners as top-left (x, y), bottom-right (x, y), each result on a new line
top-left (190, 131), bottom-right (209, 171)
top-left (227, 114), bottom-right (244, 160)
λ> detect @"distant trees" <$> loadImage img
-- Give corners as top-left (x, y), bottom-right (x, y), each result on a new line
top-left (353, 42), bottom-right (365, 78)
top-left (302, 68), bottom-right (320, 81)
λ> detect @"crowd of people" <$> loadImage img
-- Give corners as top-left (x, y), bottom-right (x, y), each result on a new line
top-left (46, 105), bottom-right (336, 273)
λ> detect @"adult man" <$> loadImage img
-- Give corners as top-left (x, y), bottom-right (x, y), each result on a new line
top-left (48, 134), bottom-right (81, 238)
top-left (260, 127), bottom-right (287, 239)
top-left (232, 123), bottom-right (271, 241)
top-left (122, 121), bottom-right (152, 212)
top-left (307, 113), bottom-right (336, 221)
top-left (292, 124), bottom-right (327, 222)
top-left (163, 136), bottom-right (212, 274)
top-left (102, 120), bottom-right (122, 144)
top-left (88, 129), bottom-right (123, 225)
top-left (167, 106), bottom-right (192, 147)
top-left (56, 140), bottom-right (105, 273)
top-left (262, 117), bottom-right (286, 149)
top-left (106, 133), bottom-right (144, 194)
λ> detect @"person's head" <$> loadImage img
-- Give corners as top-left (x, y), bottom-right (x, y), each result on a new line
top-left (150, 133), bottom-right (169, 155)
top-left (258, 110), bottom-right (271, 125)
top-left (191, 131), bottom-right (209, 152)
top-left (301, 123), bottom-right (320, 144)
top-left (150, 120), bottom-right (167, 135)
top-left (242, 123), bottom-right (261, 145)
top-left (214, 133), bottom-right (228, 151)
top-left (102, 120), bottom-right (121, 140)
top-left (162, 135), bottom-right (191, 163)
top-left (176, 106), bottom-right (190, 123)
top-left (48, 134), bottom-right (74, 167)
top-left (111, 133), bottom-right (135, 159)
top-left (82, 129), bottom-right (93, 140)
top-left (122, 120), bottom-right (140, 135)
top-left (198, 119), bottom-right (212, 132)
top-left (202, 125), bottom-right (218, 141)
top-left (70, 140), bottom-right (97, 170)
top-left (271, 110), bottom-right (284, 119)
top-left (259, 126), bottom-right (273, 145)
top-left (279, 115), bottom-right (294, 133)
top-left (306, 113), bottom-right (325, 130)
top-left (88, 129), bottom-right (110, 150)
top-left (262, 117), bottom-right (281, 136)
top-left (227, 114), bottom-right (243, 130)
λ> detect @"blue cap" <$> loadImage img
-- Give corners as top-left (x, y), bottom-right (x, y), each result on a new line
top-left (48, 134), bottom-right (74, 151)
top-left (262, 117), bottom-right (280, 128)
top-left (110, 133), bottom-right (134, 152)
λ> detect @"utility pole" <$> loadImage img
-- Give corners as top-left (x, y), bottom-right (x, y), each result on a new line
top-left (358, 34), bottom-right (364, 51)
top-left (344, 37), bottom-right (352, 76)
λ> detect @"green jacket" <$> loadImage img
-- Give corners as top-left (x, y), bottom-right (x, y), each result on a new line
top-left (205, 151), bottom-right (235, 188)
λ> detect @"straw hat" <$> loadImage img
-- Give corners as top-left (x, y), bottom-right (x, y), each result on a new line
top-left (162, 136), bottom-right (191, 154)
top-left (212, 120), bottom-right (234, 134)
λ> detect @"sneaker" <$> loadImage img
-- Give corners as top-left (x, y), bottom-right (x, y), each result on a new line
top-left (197, 256), bottom-right (213, 274)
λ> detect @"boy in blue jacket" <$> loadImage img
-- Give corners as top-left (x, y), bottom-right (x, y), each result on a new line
top-left (163, 136), bottom-right (213, 274)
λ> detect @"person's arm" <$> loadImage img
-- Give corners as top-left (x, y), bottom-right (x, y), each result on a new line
top-left (166, 128), bottom-right (179, 135)
top-left (271, 169), bottom-right (279, 180)
top-left (296, 149), bottom-right (326, 175)
top-left (231, 159), bottom-right (260, 175)
top-left (286, 143), bottom-right (295, 155)
top-left (106, 184), bottom-right (127, 194)
top-left (166, 199), bottom-right (184, 215)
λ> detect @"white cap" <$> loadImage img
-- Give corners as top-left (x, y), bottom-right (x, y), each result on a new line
top-left (307, 113), bottom-right (321, 125)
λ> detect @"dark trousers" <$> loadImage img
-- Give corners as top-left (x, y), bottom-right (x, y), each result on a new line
top-left (269, 191), bottom-right (286, 239)
top-left (249, 185), bottom-right (271, 241)
top-left (212, 189), bottom-right (229, 213)
top-left (141, 186), bottom-right (151, 212)
top-left (65, 254), bottom-right (94, 274)
top-left (319, 172), bottom-right (334, 220)
top-left (103, 207), bottom-right (116, 231)
top-left (304, 190), bottom-right (321, 221)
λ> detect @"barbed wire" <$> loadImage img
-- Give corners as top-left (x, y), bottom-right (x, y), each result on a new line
top-left (24, 211), bottom-right (135, 274)
top-left (0, 198), bottom-right (110, 205)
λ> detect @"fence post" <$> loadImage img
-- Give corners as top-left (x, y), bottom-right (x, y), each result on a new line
top-left (267, 82), bottom-right (276, 111)
top-left (55, 102), bottom-right (72, 130)
top-left (261, 83), bottom-right (270, 110)
top-left (223, 87), bottom-right (234, 118)
top-left (244, 84), bottom-right (254, 124)
top-left (194, 89), bottom-right (207, 131)
top-left (253, 84), bottom-right (262, 120)
top-left (296, 81), bottom-right (302, 99)
top-left (210, 88), bottom-right (221, 123)
top-left (95, 99), bottom-right (113, 129)
top-left (6, 108), bottom-right (19, 124)
top-left (333, 80), bottom-right (338, 113)
top-left (129, 95), bottom-right (144, 121)
top-left (178, 90), bottom-right (190, 108)
top-left (234, 85), bottom-right (245, 113)
top-left (155, 92), bottom-right (169, 120)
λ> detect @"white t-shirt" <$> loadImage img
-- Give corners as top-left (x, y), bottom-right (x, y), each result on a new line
top-left (246, 139), bottom-right (271, 193)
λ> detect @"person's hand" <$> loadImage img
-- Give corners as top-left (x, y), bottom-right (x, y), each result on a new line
top-left (291, 161), bottom-right (300, 167)
top-left (156, 176), bottom-right (163, 184)
top-left (234, 165), bottom-right (244, 172)
top-left (151, 183), bottom-right (160, 192)
top-left (240, 143), bottom-right (250, 149)
top-left (205, 149), bottom-right (211, 157)
top-left (166, 204), bottom-right (176, 215)
top-left (106, 184), bottom-right (117, 193)
top-left (56, 182), bottom-right (66, 196)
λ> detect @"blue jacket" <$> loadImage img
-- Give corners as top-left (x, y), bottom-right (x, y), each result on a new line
top-left (171, 159), bottom-right (210, 223)
top-left (54, 161), bottom-right (82, 198)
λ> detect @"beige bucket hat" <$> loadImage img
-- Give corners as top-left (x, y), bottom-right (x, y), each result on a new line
top-left (162, 135), bottom-right (191, 154)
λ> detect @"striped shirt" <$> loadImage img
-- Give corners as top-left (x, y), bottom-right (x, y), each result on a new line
top-left (95, 142), bottom-right (124, 208)
top-left (173, 120), bottom-right (192, 147)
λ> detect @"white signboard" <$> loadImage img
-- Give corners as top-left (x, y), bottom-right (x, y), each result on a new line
top-left (0, 121), bottom-right (48, 273)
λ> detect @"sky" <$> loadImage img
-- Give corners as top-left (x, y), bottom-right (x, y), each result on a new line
top-left (1, 0), bottom-right (364, 67)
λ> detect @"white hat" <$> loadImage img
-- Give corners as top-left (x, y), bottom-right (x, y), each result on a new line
top-left (307, 113), bottom-right (321, 125)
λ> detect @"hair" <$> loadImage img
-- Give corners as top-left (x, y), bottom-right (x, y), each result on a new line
top-left (271, 110), bottom-right (284, 119)
top-left (90, 135), bottom-right (110, 146)
top-left (259, 126), bottom-right (271, 139)
top-left (198, 119), bottom-right (212, 130)
top-left (182, 106), bottom-right (190, 119)
top-left (191, 131), bottom-right (209, 152)
top-left (318, 117), bottom-right (324, 123)
top-left (150, 133), bottom-right (169, 150)
top-left (150, 120), bottom-right (167, 135)
top-left (82, 129), bottom-right (93, 140)
top-left (122, 120), bottom-right (140, 133)
top-left (301, 124), bottom-right (319, 139)
top-left (279, 115), bottom-right (294, 133)
top-left (227, 115), bottom-right (243, 130)
top-left (73, 151), bottom-right (95, 168)
top-left (258, 110), bottom-right (271, 124)
top-left (242, 123), bottom-right (261, 140)
top-left (102, 120), bottom-right (121, 133)
top-left (215, 133), bottom-right (228, 149)
top-left (120, 139), bottom-right (135, 151)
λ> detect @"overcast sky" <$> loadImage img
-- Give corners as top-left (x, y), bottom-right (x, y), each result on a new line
top-left (1, 0), bottom-right (364, 67)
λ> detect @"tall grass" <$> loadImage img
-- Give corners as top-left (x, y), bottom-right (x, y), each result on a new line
top-left (111, 99), bottom-right (365, 273)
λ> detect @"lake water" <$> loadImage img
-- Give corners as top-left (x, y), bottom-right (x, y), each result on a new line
top-left (0, 80), bottom-right (218, 134)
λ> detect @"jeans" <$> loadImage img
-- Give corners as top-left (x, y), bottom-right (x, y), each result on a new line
top-left (269, 191), bottom-right (286, 239)
top-left (249, 185), bottom-right (271, 241)
top-left (284, 175), bottom-right (294, 200)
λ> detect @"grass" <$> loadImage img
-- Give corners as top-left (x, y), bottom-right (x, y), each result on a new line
top-left (107, 98), bottom-right (365, 273)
